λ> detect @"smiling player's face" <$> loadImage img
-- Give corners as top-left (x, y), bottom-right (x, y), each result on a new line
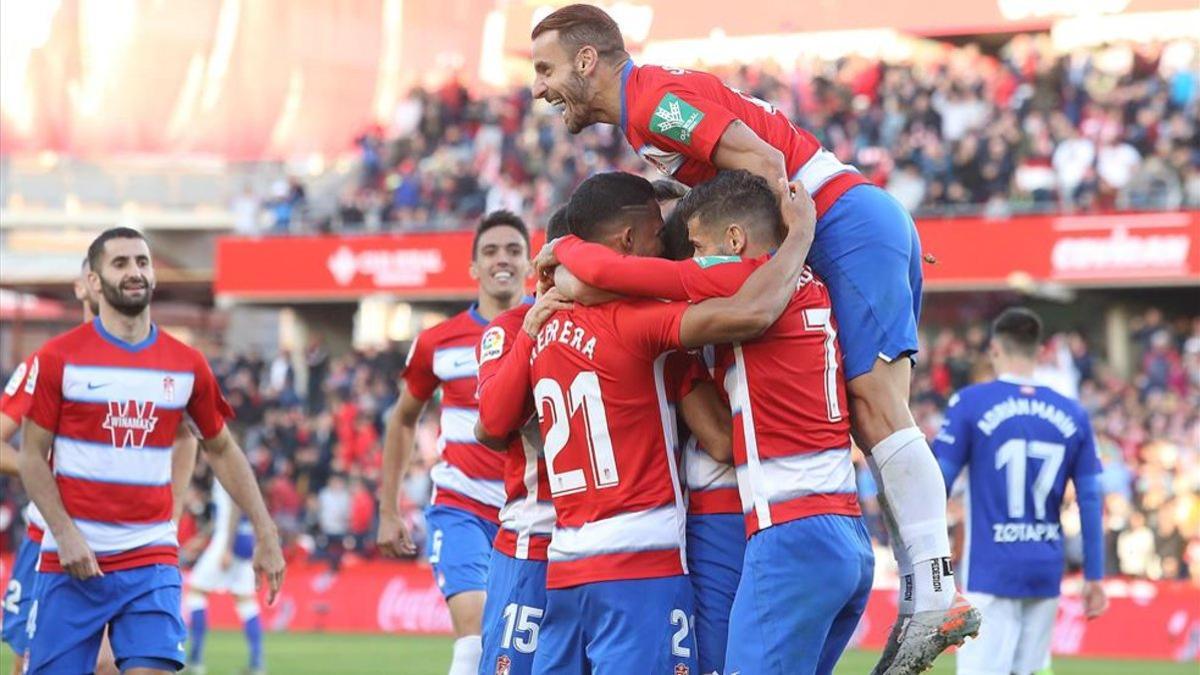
top-left (531, 30), bottom-right (594, 134)
top-left (472, 225), bottom-right (530, 303)
top-left (91, 237), bottom-right (156, 318)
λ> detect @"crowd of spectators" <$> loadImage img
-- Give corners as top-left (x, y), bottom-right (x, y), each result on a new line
top-left (250, 35), bottom-right (1200, 234)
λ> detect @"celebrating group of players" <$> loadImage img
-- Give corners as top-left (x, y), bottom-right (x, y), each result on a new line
top-left (375, 6), bottom-right (985, 675)
top-left (0, 3), bottom-right (1110, 674)
top-left (375, 5), bottom-right (1112, 675)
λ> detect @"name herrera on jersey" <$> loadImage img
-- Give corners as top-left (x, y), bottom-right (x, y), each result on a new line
top-left (530, 318), bottom-right (597, 363)
top-left (976, 396), bottom-right (1078, 439)
top-left (993, 521), bottom-right (1062, 543)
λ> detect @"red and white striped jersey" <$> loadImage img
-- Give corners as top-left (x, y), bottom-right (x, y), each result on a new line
top-left (475, 304), bottom-right (555, 561)
top-left (1, 355), bottom-right (45, 543)
top-left (694, 262), bottom-right (860, 535)
top-left (678, 348), bottom-right (740, 516)
top-left (403, 306), bottom-right (505, 523)
top-left (24, 319), bottom-right (233, 572)
top-left (620, 62), bottom-right (870, 218)
top-left (528, 299), bottom-right (690, 589)
top-left (546, 240), bottom-right (861, 535)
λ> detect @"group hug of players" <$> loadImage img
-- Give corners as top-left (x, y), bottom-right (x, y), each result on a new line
top-left (372, 5), bottom-right (1108, 675)
top-left (0, 4), bottom-right (1106, 674)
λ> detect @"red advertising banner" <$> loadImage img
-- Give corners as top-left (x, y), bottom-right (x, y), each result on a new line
top-left (177, 560), bottom-right (1198, 662)
top-left (917, 210), bottom-right (1200, 290)
top-left (0, 557), bottom-right (1196, 660)
top-left (214, 211), bottom-right (1199, 301)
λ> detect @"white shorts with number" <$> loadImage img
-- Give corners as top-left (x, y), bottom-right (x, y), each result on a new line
top-left (189, 546), bottom-right (256, 597)
top-left (956, 592), bottom-right (1058, 675)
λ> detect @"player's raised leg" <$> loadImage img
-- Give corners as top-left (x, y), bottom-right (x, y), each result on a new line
top-left (807, 184), bottom-right (979, 673)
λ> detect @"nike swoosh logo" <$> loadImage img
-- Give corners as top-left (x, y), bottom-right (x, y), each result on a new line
top-left (87, 382), bottom-right (111, 390)
top-left (453, 358), bottom-right (475, 368)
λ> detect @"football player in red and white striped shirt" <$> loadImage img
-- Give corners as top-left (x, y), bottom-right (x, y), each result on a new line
top-left (18, 228), bottom-right (283, 674)
top-left (528, 171), bottom-right (814, 673)
top-left (2, 257), bottom-right (199, 675)
top-left (376, 211), bottom-right (533, 675)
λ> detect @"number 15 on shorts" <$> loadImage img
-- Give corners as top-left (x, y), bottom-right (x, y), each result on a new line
top-left (501, 603), bottom-right (543, 653)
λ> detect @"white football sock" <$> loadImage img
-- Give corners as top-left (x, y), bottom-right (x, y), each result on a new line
top-left (448, 635), bottom-right (482, 675)
top-left (869, 455), bottom-right (914, 616)
top-left (871, 426), bottom-right (954, 612)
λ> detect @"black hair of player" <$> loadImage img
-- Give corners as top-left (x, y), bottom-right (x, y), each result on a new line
top-left (677, 170), bottom-right (782, 243)
top-left (991, 307), bottom-right (1043, 358)
top-left (473, 210), bottom-right (530, 260)
top-left (531, 4), bottom-right (628, 62)
top-left (566, 172), bottom-right (656, 243)
top-left (87, 227), bottom-right (147, 271)
top-left (546, 205), bottom-right (571, 241)
top-left (652, 179), bottom-right (689, 203)
top-left (661, 203), bottom-right (694, 261)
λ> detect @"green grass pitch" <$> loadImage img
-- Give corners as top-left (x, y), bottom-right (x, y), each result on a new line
top-left (194, 630), bottom-right (1196, 674)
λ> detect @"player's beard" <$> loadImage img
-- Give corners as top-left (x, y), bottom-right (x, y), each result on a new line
top-left (99, 275), bottom-right (153, 317)
top-left (561, 72), bottom-right (591, 134)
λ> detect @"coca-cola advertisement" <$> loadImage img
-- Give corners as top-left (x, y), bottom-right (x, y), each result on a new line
top-left (155, 559), bottom-right (1199, 662)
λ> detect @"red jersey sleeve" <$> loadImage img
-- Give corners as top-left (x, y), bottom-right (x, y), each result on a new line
top-left (633, 75), bottom-right (739, 164)
top-left (25, 350), bottom-right (64, 432)
top-left (555, 236), bottom-right (690, 301)
top-left (610, 299), bottom-right (688, 359)
top-left (187, 352), bottom-right (234, 440)
top-left (677, 255), bottom-right (767, 301)
top-left (476, 311), bottom-right (535, 438)
top-left (401, 332), bottom-right (440, 400)
top-left (1, 356), bottom-right (36, 423)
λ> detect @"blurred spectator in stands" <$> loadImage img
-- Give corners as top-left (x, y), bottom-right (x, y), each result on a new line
top-left (349, 476), bottom-right (375, 553)
top-left (1118, 510), bottom-right (1156, 577)
top-left (306, 337), bottom-right (330, 414)
top-left (267, 176), bottom-right (307, 234)
top-left (316, 474), bottom-right (351, 559)
top-left (231, 184), bottom-right (262, 236)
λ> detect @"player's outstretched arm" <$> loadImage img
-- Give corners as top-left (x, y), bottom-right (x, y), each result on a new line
top-left (19, 418), bottom-right (101, 579)
top-left (0, 413), bottom-right (19, 475)
top-left (712, 120), bottom-right (788, 193)
top-left (549, 236), bottom-right (690, 301)
top-left (201, 426), bottom-right (285, 603)
top-left (378, 386), bottom-right (425, 558)
top-left (170, 425), bottom-right (199, 525)
top-left (677, 180), bottom-right (816, 348)
top-left (679, 382), bottom-right (733, 463)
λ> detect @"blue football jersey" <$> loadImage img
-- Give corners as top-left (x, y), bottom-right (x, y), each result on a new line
top-left (933, 375), bottom-right (1101, 598)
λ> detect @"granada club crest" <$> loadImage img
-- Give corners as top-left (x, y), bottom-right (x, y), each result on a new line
top-left (674, 663), bottom-right (690, 675)
top-left (102, 400), bottom-right (159, 449)
top-left (494, 655), bottom-right (511, 675)
top-left (163, 376), bottom-right (175, 403)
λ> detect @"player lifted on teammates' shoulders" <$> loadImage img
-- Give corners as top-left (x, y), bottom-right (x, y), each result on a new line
top-left (377, 211), bottom-right (533, 675)
top-left (17, 227), bottom-right (283, 674)
top-left (934, 308), bottom-right (1108, 675)
top-left (529, 6), bottom-right (978, 671)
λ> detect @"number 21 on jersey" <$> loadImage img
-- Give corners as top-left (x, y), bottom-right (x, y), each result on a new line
top-left (535, 372), bottom-right (619, 497)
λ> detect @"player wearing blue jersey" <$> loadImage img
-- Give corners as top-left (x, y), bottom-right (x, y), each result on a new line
top-left (933, 308), bottom-right (1108, 675)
